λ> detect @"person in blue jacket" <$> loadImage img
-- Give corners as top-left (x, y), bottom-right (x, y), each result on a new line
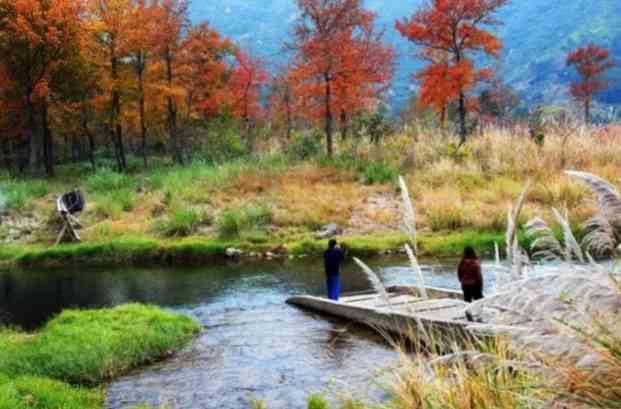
top-left (324, 239), bottom-right (345, 301)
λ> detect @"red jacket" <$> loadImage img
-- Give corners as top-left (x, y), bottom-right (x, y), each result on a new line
top-left (458, 258), bottom-right (483, 286)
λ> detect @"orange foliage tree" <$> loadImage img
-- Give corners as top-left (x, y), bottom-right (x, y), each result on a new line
top-left (566, 43), bottom-right (615, 124)
top-left (396, 0), bottom-right (507, 144)
top-left (87, 0), bottom-right (136, 172)
top-left (0, 0), bottom-right (85, 176)
top-left (227, 51), bottom-right (268, 140)
top-left (181, 23), bottom-right (234, 121)
top-left (269, 67), bottom-right (297, 141)
top-left (127, 0), bottom-right (161, 167)
top-left (151, 0), bottom-right (189, 164)
top-left (291, 0), bottom-right (394, 157)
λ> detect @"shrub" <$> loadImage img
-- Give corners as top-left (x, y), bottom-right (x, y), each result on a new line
top-left (216, 209), bottom-right (244, 239)
top-left (216, 205), bottom-right (273, 239)
top-left (244, 205), bottom-right (273, 228)
top-left (359, 161), bottom-right (399, 185)
top-left (95, 190), bottom-right (136, 219)
top-left (287, 131), bottom-right (323, 161)
top-left (86, 168), bottom-right (136, 193)
top-left (155, 208), bottom-right (209, 237)
top-left (426, 203), bottom-right (472, 231)
top-left (0, 179), bottom-right (49, 210)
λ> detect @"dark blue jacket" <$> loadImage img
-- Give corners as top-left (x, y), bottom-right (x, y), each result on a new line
top-left (324, 248), bottom-right (345, 277)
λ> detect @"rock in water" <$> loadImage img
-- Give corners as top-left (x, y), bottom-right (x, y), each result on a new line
top-left (225, 248), bottom-right (242, 258)
top-left (316, 224), bottom-right (341, 239)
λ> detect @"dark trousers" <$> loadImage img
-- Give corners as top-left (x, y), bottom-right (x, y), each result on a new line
top-left (462, 283), bottom-right (483, 303)
top-left (326, 276), bottom-right (341, 301)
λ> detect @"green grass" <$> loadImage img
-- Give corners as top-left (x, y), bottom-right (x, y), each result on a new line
top-left (94, 189), bottom-right (137, 219)
top-left (0, 374), bottom-right (103, 409)
top-left (0, 177), bottom-right (49, 211)
top-left (358, 161), bottom-right (399, 185)
top-left (216, 205), bottom-right (273, 239)
top-left (14, 237), bottom-right (162, 267)
top-left (2, 229), bottom-right (539, 268)
top-left (307, 394), bottom-right (330, 409)
top-left (86, 168), bottom-right (137, 193)
top-left (154, 208), bottom-right (210, 238)
top-left (0, 304), bottom-right (199, 385)
top-left (418, 231), bottom-right (535, 258)
top-left (0, 304), bottom-right (198, 409)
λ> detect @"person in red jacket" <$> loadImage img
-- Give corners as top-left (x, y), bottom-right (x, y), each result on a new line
top-left (458, 246), bottom-right (484, 302)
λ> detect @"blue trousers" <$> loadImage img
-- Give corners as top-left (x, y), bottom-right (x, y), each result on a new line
top-left (327, 276), bottom-right (341, 301)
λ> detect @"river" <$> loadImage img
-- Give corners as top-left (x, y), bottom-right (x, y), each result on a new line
top-left (0, 257), bottom-right (516, 409)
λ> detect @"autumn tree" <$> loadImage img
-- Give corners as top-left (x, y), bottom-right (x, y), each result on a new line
top-left (180, 22), bottom-right (233, 123)
top-left (0, 0), bottom-right (85, 176)
top-left (478, 77), bottom-right (520, 125)
top-left (227, 51), bottom-right (268, 145)
top-left (566, 43), bottom-right (615, 124)
top-left (396, 0), bottom-right (507, 144)
top-left (331, 24), bottom-right (394, 139)
top-left (152, 0), bottom-right (189, 164)
top-left (127, 0), bottom-right (159, 167)
top-left (269, 67), bottom-right (297, 141)
top-left (291, 0), bottom-right (394, 157)
top-left (87, 0), bottom-right (136, 172)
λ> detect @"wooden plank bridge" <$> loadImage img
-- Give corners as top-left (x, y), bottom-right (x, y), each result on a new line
top-left (287, 286), bottom-right (475, 341)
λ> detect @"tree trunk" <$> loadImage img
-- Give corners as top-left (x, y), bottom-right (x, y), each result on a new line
top-left (115, 120), bottom-right (127, 171)
top-left (324, 73), bottom-right (333, 158)
top-left (138, 66), bottom-right (148, 168)
top-left (166, 47), bottom-right (182, 165)
top-left (81, 105), bottom-right (96, 170)
top-left (26, 100), bottom-right (40, 174)
top-left (41, 103), bottom-right (54, 178)
top-left (440, 104), bottom-right (447, 130)
top-left (110, 40), bottom-right (127, 172)
top-left (284, 86), bottom-right (292, 140)
top-left (458, 91), bottom-right (467, 146)
top-left (340, 110), bottom-right (349, 140)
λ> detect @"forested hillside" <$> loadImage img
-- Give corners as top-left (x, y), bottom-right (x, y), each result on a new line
top-left (191, 0), bottom-right (621, 110)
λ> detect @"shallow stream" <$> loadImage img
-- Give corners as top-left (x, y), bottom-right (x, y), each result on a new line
top-left (0, 257), bottom-right (527, 408)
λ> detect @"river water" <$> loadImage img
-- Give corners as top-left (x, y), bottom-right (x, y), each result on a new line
top-left (0, 257), bottom-right (502, 409)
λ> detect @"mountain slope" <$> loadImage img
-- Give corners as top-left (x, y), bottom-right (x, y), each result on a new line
top-left (190, 0), bottom-right (621, 112)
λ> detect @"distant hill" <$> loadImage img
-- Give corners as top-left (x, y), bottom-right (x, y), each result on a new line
top-left (190, 0), bottom-right (621, 114)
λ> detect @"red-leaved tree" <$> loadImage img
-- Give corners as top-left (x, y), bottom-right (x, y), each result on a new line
top-left (566, 43), bottom-right (615, 124)
top-left (291, 0), bottom-right (394, 157)
top-left (396, 0), bottom-right (507, 144)
top-left (228, 51), bottom-right (268, 142)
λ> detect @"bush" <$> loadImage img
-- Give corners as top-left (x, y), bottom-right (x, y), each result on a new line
top-left (287, 131), bottom-right (323, 161)
top-left (95, 190), bottom-right (136, 219)
top-left (216, 209), bottom-right (244, 239)
top-left (0, 179), bottom-right (49, 210)
top-left (426, 203), bottom-right (472, 231)
top-left (86, 168), bottom-right (136, 193)
top-left (216, 205), bottom-right (273, 239)
top-left (155, 208), bottom-right (210, 237)
top-left (359, 161), bottom-right (399, 185)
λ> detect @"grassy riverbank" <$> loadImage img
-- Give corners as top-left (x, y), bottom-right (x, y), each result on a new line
top-left (0, 127), bottom-right (615, 267)
top-left (0, 230), bottom-right (536, 268)
top-left (0, 304), bottom-right (199, 409)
